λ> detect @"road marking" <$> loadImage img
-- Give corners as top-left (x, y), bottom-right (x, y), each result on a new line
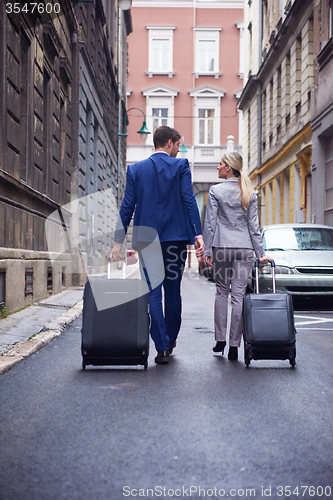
top-left (295, 314), bottom-right (333, 320)
top-left (294, 313), bottom-right (333, 331)
top-left (294, 315), bottom-right (333, 327)
top-left (296, 327), bottom-right (333, 331)
top-left (295, 319), bottom-right (333, 326)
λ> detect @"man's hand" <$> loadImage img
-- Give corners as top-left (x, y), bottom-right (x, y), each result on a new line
top-left (110, 242), bottom-right (123, 261)
top-left (194, 237), bottom-right (204, 257)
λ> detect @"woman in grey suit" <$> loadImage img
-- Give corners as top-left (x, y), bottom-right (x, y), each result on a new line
top-left (204, 152), bottom-right (268, 360)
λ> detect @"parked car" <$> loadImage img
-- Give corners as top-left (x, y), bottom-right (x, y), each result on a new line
top-left (253, 223), bottom-right (333, 296)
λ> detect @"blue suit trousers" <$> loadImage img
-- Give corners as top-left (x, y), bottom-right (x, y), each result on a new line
top-left (139, 241), bottom-right (188, 352)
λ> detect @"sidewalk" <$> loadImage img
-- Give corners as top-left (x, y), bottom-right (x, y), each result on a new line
top-left (0, 263), bottom-right (139, 376)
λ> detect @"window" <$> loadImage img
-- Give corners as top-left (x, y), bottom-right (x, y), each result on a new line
top-left (152, 39), bottom-right (169, 72)
top-left (147, 27), bottom-right (175, 77)
top-left (199, 109), bottom-right (214, 145)
top-left (20, 32), bottom-right (30, 182)
top-left (198, 40), bottom-right (216, 72)
top-left (236, 21), bottom-right (244, 78)
top-left (269, 79), bottom-right (273, 135)
top-left (194, 28), bottom-right (221, 78)
top-left (262, 90), bottom-right (266, 143)
top-left (152, 108), bottom-right (168, 133)
top-left (285, 52), bottom-right (290, 117)
top-left (47, 267), bottom-right (53, 291)
top-left (0, 271), bottom-right (5, 304)
top-left (277, 66), bottom-right (281, 127)
top-left (143, 85), bottom-right (178, 146)
top-left (43, 69), bottom-right (51, 196)
top-left (189, 86), bottom-right (224, 146)
top-left (25, 268), bottom-right (33, 296)
top-left (295, 37), bottom-right (302, 105)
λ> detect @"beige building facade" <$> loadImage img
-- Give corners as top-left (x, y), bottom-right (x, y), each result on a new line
top-left (311, 0), bottom-right (333, 226)
top-left (239, 0), bottom-right (314, 226)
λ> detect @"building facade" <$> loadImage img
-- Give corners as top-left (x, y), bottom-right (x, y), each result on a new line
top-left (238, 0), bottom-right (314, 226)
top-left (125, 0), bottom-right (244, 219)
top-left (311, 0), bottom-right (333, 226)
top-left (68, 0), bottom-right (132, 278)
top-left (0, 0), bottom-right (131, 314)
top-left (0, 1), bottom-right (76, 313)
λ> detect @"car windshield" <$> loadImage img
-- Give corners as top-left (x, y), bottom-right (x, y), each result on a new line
top-left (262, 227), bottom-right (333, 251)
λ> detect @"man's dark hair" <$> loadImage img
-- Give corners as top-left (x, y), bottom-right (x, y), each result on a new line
top-left (153, 125), bottom-right (181, 149)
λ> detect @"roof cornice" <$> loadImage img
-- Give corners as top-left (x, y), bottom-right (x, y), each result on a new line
top-left (237, 74), bottom-right (259, 110)
top-left (238, 0), bottom-right (313, 109)
top-left (258, 0), bottom-right (313, 82)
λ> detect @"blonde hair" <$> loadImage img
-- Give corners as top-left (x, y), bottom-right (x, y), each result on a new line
top-left (222, 152), bottom-right (253, 210)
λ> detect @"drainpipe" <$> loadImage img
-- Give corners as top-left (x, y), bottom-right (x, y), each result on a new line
top-left (192, 0), bottom-right (197, 175)
top-left (117, 5), bottom-right (123, 212)
top-left (257, 0), bottom-right (263, 226)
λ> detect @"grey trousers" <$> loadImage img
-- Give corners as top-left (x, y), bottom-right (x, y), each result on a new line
top-left (212, 248), bottom-right (254, 347)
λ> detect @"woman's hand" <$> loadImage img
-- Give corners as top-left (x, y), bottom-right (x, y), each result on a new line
top-left (110, 242), bottom-right (123, 261)
top-left (205, 256), bottom-right (213, 267)
top-left (258, 255), bottom-right (269, 265)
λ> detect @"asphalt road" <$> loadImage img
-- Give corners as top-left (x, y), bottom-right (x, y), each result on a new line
top-left (0, 269), bottom-right (332, 500)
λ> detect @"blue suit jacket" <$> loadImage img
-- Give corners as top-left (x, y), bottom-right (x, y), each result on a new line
top-left (115, 152), bottom-right (202, 246)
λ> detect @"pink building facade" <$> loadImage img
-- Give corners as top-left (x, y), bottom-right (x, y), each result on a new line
top-left (124, 0), bottom-right (244, 209)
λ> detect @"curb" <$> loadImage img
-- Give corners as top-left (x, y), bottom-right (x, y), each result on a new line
top-left (0, 300), bottom-right (83, 376)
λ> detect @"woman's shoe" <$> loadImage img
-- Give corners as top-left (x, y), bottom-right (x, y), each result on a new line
top-left (213, 341), bottom-right (226, 354)
top-left (228, 346), bottom-right (238, 361)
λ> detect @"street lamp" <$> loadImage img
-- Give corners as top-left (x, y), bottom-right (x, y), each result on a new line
top-left (118, 107), bottom-right (151, 141)
top-left (179, 136), bottom-right (187, 157)
top-left (118, 0), bottom-right (132, 10)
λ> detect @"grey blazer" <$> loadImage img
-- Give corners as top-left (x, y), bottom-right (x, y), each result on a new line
top-left (203, 178), bottom-right (265, 258)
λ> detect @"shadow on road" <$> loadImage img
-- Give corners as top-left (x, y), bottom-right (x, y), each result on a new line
top-left (292, 295), bottom-right (333, 311)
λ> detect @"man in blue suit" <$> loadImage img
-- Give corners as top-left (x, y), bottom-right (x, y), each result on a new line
top-left (111, 126), bottom-right (204, 364)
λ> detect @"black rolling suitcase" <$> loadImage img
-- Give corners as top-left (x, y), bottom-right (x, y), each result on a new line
top-left (81, 260), bottom-right (150, 370)
top-left (243, 259), bottom-right (296, 367)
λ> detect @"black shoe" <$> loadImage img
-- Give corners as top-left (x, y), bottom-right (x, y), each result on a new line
top-left (155, 350), bottom-right (170, 364)
top-left (213, 341), bottom-right (226, 354)
top-left (228, 346), bottom-right (238, 361)
top-left (169, 340), bottom-right (177, 355)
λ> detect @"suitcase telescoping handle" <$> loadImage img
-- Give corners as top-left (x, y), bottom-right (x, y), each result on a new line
top-left (255, 258), bottom-right (276, 294)
top-left (107, 257), bottom-right (126, 280)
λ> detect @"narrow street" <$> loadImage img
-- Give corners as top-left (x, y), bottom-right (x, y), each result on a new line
top-left (0, 269), bottom-right (332, 500)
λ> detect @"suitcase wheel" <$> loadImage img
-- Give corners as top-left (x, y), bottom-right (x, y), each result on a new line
top-left (244, 344), bottom-right (252, 367)
top-left (82, 361), bottom-right (86, 370)
top-left (289, 350), bottom-right (296, 368)
top-left (144, 363), bottom-right (148, 370)
top-left (244, 349), bottom-right (251, 367)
